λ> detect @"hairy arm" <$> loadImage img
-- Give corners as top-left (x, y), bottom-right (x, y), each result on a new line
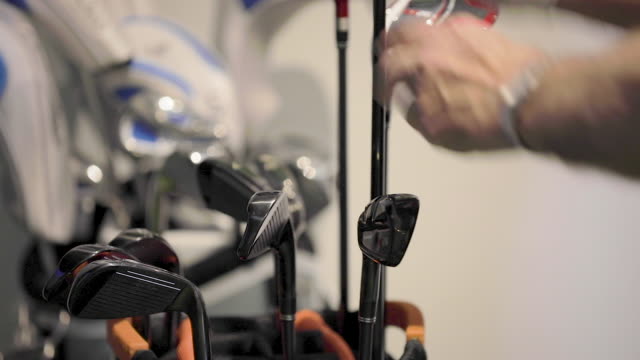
top-left (518, 31), bottom-right (640, 177)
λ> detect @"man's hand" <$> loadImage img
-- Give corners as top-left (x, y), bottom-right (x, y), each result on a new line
top-left (379, 15), bottom-right (547, 151)
top-left (380, 15), bottom-right (640, 178)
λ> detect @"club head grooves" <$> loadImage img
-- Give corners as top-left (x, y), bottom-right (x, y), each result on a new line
top-left (66, 260), bottom-right (188, 319)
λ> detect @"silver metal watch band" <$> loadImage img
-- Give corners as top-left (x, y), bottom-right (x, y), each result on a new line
top-left (498, 62), bottom-right (550, 148)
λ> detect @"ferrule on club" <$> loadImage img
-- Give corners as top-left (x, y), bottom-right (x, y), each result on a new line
top-left (358, 316), bottom-right (376, 324)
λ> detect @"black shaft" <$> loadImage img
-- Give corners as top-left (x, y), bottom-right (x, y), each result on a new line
top-left (358, 322), bottom-right (375, 360)
top-left (337, 29), bottom-right (349, 334)
top-left (358, 256), bottom-right (381, 360)
top-left (184, 245), bottom-right (244, 286)
top-left (371, 0), bottom-right (389, 359)
top-left (275, 228), bottom-right (296, 360)
top-left (184, 287), bottom-right (212, 360)
top-left (281, 319), bottom-right (295, 360)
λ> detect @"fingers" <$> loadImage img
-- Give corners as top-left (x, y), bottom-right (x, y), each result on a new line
top-left (444, 13), bottom-right (492, 29)
top-left (386, 17), bottom-right (431, 48)
top-left (378, 44), bottom-right (423, 104)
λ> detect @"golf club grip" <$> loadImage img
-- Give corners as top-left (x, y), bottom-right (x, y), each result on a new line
top-left (398, 339), bottom-right (427, 360)
top-left (107, 318), bottom-right (150, 360)
top-left (295, 310), bottom-right (354, 360)
top-left (385, 301), bottom-right (425, 343)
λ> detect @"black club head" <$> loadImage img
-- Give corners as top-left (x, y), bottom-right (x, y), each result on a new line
top-left (358, 194), bottom-right (420, 267)
top-left (42, 244), bottom-right (136, 304)
top-left (197, 159), bottom-right (268, 221)
top-left (65, 259), bottom-right (192, 319)
top-left (237, 191), bottom-right (291, 260)
top-left (252, 154), bottom-right (307, 234)
top-left (109, 228), bottom-right (181, 274)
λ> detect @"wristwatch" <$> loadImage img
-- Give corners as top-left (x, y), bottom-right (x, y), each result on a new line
top-left (498, 62), bottom-right (550, 148)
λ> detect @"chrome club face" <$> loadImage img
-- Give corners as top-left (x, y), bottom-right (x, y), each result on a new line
top-left (125, 91), bottom-right (227, 141)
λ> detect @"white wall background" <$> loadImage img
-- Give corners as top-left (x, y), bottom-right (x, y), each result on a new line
top-left (158, 2), bottom-right (640, 359)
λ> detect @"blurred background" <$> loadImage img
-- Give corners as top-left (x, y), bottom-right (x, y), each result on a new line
top-left (1, 1), bottom-right (639, 360)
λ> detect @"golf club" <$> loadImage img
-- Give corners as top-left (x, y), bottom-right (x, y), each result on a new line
top-left (44, 256), bottom-right (211, 360)
top-left (251, 153), bottom-right (306, 236)
top-left (357, 194), bottom-right (419, 360)
top-left (198, 157), bottom-right (308, 234)
top-left (109, 228), bottom-right (181, 273)
top-left (399, 339), bottom-right (427, 360)
top-left (109, 228), bottom-right (182, 354)
top-left (125, 91), bottom-right (227, 142)
top-left (197, 158), bottom-right (268, 221)
top-left (238, 191), bottom-right (296, 360)
top-left (370, 0), bottom-right (389, 357)
top-left (41, 244), bottom-right (137, 305)
top-left (334, 0), bottom-right (350, 335)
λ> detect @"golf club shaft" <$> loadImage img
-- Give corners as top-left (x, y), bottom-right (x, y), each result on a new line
top-left (371, 0), bottom-right (389, 358)
top-left (335, 0), bottom-right (350, 334)
top-left (276, 232), bottom-right (296, 360)
top-left (183, 288), bottom-right (212, 360)
top-left (281, 319), bottom-right (295, 360)
top-left (358, 256), bottom-right (381, 360)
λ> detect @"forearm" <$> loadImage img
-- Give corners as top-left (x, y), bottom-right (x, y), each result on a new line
top-left (501, 0), bottom-right (640, 27)
top-left (517, 31), bottom-right (640, 177)
top-left (557, 0), bottom-right (640, 27)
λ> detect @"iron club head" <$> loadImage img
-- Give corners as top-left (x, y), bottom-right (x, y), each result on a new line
top-left (109, 228), bottom-right (181, 274)
top-left (42, 244), bottom-right (136, 305)
top-left (237, 191), bottom-right (296, 360)
top-left (237, 191), bottom-right (291, 260)
top-left (197, 159), bottom-right (267, 221)
top-left (358, 194), bottom-right (420, 267)
top-left (45, 255), bottom-right (211, 360)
